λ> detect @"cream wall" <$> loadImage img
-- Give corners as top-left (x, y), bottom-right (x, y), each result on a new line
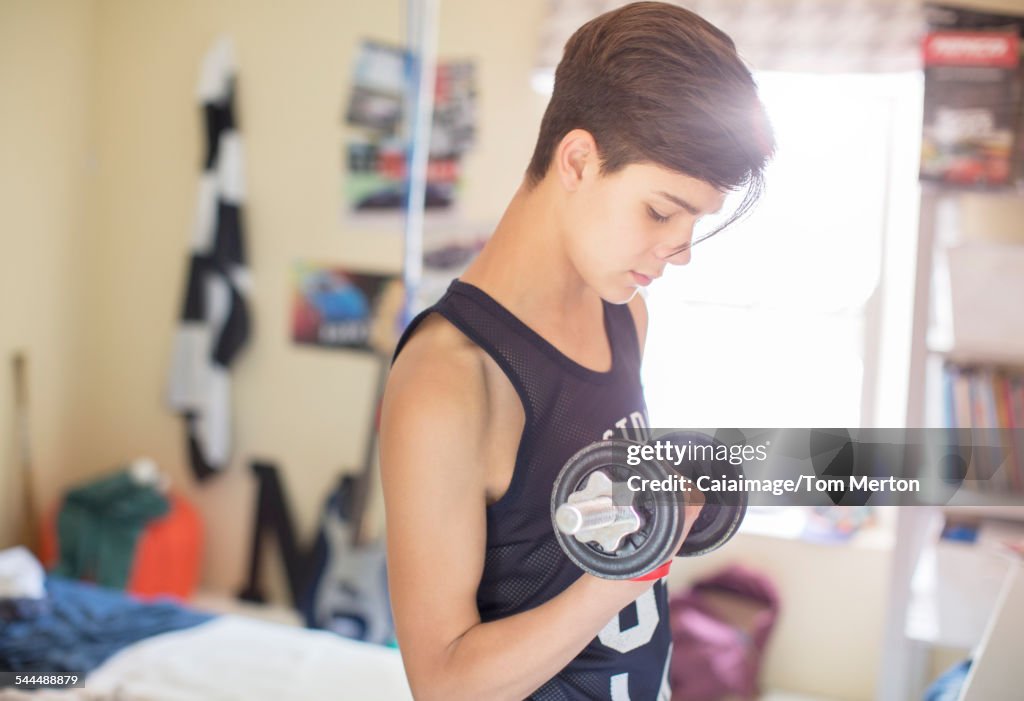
top-left (0, 0), bottom-right (97, 551)
top-left (437, 0), bottom-right (550, 220)
top-left (1, 0), bottom-right (549, 598)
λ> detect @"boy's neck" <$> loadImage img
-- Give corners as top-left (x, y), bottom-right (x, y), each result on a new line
top-left (460, 177), bottom-right (602, 327)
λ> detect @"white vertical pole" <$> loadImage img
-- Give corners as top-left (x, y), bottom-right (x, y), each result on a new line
top-left (905, 188), bottom-right (941, 430)
top-left (403, 0), bottom-right (440, 318)
top-left (876, 188), bottom-right (946, 701)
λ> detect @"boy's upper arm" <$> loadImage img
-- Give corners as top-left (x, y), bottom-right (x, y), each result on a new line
top-left (379, 329), bottom-right (491, 685)
top-left (628, 292), bottom-right (649, 358)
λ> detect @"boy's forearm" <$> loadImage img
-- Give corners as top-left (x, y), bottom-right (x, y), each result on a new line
top-left (410, 574), bottom-right (653, 701)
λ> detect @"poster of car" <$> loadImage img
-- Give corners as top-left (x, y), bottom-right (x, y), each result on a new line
top-left (341, 39), bottom-right (477, 219)
top-left (291, 262), bottom-right (404, 353)
top-left (344, 138), bottom-right (462, 213)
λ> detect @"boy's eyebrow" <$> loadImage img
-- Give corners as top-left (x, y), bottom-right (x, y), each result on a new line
top-left (655, 190), bottom-right (708, 216)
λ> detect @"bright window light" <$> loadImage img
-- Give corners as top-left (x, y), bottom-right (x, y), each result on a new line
top-left (643, 72), bottom-right (923, 429)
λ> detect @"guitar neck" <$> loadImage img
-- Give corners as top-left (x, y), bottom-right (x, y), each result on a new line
top-left (349, 354), bottom-right (391, 546)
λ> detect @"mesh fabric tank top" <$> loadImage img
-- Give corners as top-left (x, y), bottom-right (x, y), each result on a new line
top-left (394, 279), bottom-right (672, 701)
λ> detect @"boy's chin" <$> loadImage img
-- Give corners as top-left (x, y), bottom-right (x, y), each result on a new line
top-left (600, 285), bottom-right (640, 305)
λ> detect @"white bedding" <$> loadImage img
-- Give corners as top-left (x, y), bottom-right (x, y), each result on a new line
top-left (81, 615), bottom-right (412, 700)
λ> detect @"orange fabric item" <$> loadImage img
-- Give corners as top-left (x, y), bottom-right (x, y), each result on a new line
top-left (128, 492), bottom-right (203, 600)
top-left (39, 491), bottom-right (203, 601)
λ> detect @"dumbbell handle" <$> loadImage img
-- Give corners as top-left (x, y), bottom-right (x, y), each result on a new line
top-left (555, 497), bottom-right (634, 535)
top-left (556, 497), bottom-right (670, 581)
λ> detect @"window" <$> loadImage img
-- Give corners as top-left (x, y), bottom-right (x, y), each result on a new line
top-left (643, 72), bottom-right (923, 431)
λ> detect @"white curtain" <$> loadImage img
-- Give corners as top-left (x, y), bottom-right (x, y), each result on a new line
top-left (536, 0), bottom-right (926, 77)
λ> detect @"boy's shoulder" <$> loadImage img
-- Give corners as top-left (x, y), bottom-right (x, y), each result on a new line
top-left (400, 308), bottom-right (485, 359)
top-left (392, 309), bottom-right (482, 373)
top-left (385, 312), bottom-right (491, 424)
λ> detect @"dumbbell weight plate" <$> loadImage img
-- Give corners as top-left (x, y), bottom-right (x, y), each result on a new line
top-left (657, 431), bottom-right (748, 557)
top-left (551, 439), bottom-right (684, 580)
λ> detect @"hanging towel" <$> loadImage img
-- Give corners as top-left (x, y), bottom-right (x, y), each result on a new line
top-left (167, 36), bottom-right (251, 481)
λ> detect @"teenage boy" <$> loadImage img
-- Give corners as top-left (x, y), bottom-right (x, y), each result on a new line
top-left (380, 3), bottom-right (774, 699)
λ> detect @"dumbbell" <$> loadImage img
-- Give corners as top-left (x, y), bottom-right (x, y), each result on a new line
top-left (550, 431), bottom-right (748, 580)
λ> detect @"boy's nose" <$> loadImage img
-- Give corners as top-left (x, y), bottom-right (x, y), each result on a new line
top-left (665, 247), bottom-right (691, 266)
top-left (655, 224), bottom-right (694, 266)
top-left (656, 242), bottom-right (691, 267)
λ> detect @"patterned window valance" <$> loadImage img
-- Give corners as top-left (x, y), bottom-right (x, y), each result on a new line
top-left (536, 0), bottom-right (927, 79)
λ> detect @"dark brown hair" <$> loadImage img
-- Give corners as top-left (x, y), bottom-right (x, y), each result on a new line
top-left (526, 1), bottom-right (775, 243)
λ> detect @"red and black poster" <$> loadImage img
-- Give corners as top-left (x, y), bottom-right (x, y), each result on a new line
top-left (920, 29), bottom-right (1021, 187)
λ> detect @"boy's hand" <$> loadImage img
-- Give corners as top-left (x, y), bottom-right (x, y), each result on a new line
top-left (631, 483), bottom-right (706, 581)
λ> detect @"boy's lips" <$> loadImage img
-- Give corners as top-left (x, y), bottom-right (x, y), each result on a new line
top-left (631, 271), bottom-right (657, 286)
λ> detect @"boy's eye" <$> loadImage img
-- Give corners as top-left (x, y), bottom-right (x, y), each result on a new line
top-left (647, 206), bottom-right (670, 224)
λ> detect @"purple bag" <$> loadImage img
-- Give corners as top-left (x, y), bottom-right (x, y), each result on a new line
top-left (669, 564), bottom-right (780, 701)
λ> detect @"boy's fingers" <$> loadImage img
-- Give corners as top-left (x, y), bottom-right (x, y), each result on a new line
top-left (677, 486), bottom-right (706, 547)
top-left (633, 488), bottom-right (707, 581)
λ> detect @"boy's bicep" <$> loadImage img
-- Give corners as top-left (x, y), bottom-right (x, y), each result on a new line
top-left (379, 359), bottom-right (489, 676)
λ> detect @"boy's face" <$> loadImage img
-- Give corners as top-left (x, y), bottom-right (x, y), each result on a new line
top-left (562, 160), bottom-right (727, 304)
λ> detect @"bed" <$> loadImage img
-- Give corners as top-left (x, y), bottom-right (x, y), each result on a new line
top-left (0, 578), bottom-right (413, 700)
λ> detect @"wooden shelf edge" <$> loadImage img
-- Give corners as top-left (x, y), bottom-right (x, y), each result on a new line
top-left (926, 343), bottom-right (1024, 369)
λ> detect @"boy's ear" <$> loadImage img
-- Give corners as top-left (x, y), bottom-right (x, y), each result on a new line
top-left (555, 129), bottom-right (598, 192)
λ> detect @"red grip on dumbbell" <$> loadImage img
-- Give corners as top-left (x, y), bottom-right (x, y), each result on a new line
top-left (630, 560), bottom-right (672, 582)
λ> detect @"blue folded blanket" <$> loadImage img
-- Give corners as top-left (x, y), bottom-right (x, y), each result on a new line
top-left (0, 576), bottom-right (214, 676)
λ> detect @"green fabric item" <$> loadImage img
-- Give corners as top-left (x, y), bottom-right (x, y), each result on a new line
top-left (52, 469), bottom-right (170, 589)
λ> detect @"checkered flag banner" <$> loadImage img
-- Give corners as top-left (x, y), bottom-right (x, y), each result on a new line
top-left (536, 0), bottom-right (927, 77)
top-left (167, 36), bottom-right (252, 482)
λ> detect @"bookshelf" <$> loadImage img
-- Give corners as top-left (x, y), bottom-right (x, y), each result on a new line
top-left (879, 182), bottom-right (1024, 701)
top-left (878, 4), bottom-right (1024, 698)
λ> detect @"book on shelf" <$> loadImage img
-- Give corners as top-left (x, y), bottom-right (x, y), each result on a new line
top-left (995, 371), bottom-right (1023, 491)
top-left (942, 362), bottom-right (1024, 493)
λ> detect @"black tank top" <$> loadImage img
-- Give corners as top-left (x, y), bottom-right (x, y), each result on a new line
top-left (393, 279), bottom-right (672, 701)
